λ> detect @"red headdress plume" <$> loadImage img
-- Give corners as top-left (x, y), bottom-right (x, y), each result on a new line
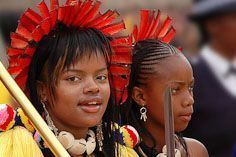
top-left (7, 0), bottom-right (132, 105)
top-left (132, 9), bottom-right (176, 44)
top-left (109, 36), bottom-right (132, 105)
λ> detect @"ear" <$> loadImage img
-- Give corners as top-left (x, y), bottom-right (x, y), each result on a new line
top-left (36, 81), bottom-right (48, 102)
top-left (131, 86), bottom-right (147, 106)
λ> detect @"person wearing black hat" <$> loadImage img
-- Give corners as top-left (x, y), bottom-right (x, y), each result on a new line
top-left (184, 0), bottom-right (236, 156)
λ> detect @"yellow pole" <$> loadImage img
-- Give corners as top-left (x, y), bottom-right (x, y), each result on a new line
top-left (0, 61), bottom-right (70, 157)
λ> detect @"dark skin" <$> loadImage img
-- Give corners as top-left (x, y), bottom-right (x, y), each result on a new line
top-left (132, 53), bottom-right (208, 156)
top-left (204, 12), bottom-right (236, 60)
top-left (37, 52), bottom-right (110, 142)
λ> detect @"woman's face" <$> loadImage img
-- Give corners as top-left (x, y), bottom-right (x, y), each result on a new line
top-left (142, 54), bottom-right (194, 132)
top-left (44, 52), bottom-right (110, 129)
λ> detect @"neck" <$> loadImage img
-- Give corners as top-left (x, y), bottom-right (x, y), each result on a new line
top-left (47, 110), bottom-right (88, 139)
top-left (210, 40), bottom-right (236, 61)
top-left (142, 118), bottom-right (166, 153)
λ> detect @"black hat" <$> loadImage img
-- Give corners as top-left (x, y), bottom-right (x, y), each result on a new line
top-left (189, 0), bottom-right (236, 21)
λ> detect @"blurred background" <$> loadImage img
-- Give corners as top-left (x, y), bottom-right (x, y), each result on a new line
top-left (0, 0), bottom-right (236, 157)
top-left (0, 0), bottom-right (199, 67)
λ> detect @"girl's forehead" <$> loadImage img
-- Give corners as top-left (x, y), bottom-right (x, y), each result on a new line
top-left (149, 55), bottom-right (192, 81)
top-left (72, 52), bottom-right (105, 64)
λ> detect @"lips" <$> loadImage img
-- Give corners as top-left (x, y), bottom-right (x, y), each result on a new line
top-left (179, 113), bottom-right (193, 122)
top-left (78, 98), bottom-right (103, 113)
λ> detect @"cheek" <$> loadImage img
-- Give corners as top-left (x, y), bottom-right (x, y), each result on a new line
top-left (172, 97), bottom-right (180, 114)
top-left (99, 83), bottom-right (110, 105)
top-left (56, 84), bottom-right (82, 100)
top-left (52, 84), bottom-right (84, 110)
top-left (146, 96), bottom-right (165, 123)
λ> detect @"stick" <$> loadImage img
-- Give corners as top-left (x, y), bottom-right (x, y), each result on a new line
top-left (164, 87), bottom-right (175, 157)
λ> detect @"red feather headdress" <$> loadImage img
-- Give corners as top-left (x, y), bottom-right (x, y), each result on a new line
top-left (132, 9), bottom-right (176, 44)
top-left (7, 0), bottom-right (132, 105)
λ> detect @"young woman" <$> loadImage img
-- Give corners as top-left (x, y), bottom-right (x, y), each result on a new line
top-left (0, 0), bottom-right (136, 156)
top-left (124, 10), bottom-right (209, 157)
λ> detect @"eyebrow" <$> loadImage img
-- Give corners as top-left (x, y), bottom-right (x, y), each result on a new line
top-left (172, 78), bottom-right (195, 85)
top-left (64, 67), bottom-right (107, 74)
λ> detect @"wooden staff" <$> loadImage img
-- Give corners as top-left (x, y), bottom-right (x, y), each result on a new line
top-left (0, 61), bottom-right (70, 157)
top-left (164, 87), bottom-right (175, 157)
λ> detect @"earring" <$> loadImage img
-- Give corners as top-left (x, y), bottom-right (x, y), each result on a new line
top-left (41, 100), bottom-right (59, 136)
top-left (96, 121), bottom-right (104, 151)
top-left (140, 106), bottom-right (147, 122)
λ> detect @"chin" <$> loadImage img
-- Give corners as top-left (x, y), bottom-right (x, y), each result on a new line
top-left (175, 123), bottom-right (189, 132)
top-left (82, 115), bottom-right (103, 128)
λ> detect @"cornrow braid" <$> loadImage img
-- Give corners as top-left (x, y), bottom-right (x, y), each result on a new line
top-left (131, 39), bottom-right (179, 87)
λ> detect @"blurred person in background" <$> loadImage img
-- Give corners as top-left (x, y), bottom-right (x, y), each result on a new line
top-left (184, 0), bottom-right (236, 156)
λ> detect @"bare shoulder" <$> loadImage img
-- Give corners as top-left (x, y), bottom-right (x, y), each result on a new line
top-left (184, 137), bottom-right (209, 157)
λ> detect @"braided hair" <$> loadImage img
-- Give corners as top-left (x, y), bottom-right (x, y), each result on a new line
top-left (124, 39), bottom-right (189, 156)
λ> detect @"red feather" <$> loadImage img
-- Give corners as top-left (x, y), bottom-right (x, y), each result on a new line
top-left (50, 0), bottom-right (59, 10)
top-left (95, 11), bottom-right (119, 29)
top-left (132, 25), bottom-right (138, 41)
top-left (109, 66), bottom-right (130, 75)
top-left (50, 9), bottom-right (58, 28)
top-left (7, 48), bottom-right (24, 56)
top-left (67, 1), bottom-right (82, 24)
top-left (112, 46), bottom-right (132, 54)
top-left (161, 26), bottom-right (176, 43)
top-left (9, 57), bottom-right (31, 68)
top-left (62, 5), bottom-right (72, 25)
top-left (40, 18), bottom-right (51, 34)
top-left (156, 16), bottom-right (172, 38)
top-left (8, 66), bottom-right (23, 75)
top-left (80, 1), bottom-right (101, 26)
top-left (38, 1), bottom-right (50, 19)
top-left (24, 47), bottom-right (36, 56)
top-left (20, 14), bottom-right (38, 32)
top-left (110, 36), bottom-right (131, 45)
top-left (110, 75), bottom-right (127, 91)
top-left (148, 10), bottom-right (161, 38)
top-left (138, 10), bottom-right (150, 40)
top-left (87, 10), bottom-right (113, 27)
top-left (25, 8), bottom-right (42, 25)
top-left (101, 22), bottom-right (125, 35)
top-left (10, 33), bottom-right (28, 49)
top-left (144, 10), bottom-right (155, 38)
top-left (58, 6), bottom-right (66, 21)
top-left (73, 0), bottom-right (93, 26)
top-left (132, 10), bottom-right (175, 44)
top-left (32, 26), bottom-right (45, 42)
top-left (16, 24), bottom-right (33, 41)
top-left (15, 74), bottom-right (28, 90)
top-left (66, 0), bottom-right (77, 5)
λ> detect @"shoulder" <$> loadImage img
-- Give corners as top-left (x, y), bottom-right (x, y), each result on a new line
top-left (184, 137), bottom-right (209, 157)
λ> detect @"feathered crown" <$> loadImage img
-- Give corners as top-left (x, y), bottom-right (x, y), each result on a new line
top-left (7, 0), bottom-right (132, 105)
top-left (132, 9), bottom-right (176, 44)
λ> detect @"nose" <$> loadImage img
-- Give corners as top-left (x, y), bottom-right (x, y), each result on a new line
top-left (83, 78), bottom-right (99, 94)
top-left (182, 91), bottom-right (194, 107)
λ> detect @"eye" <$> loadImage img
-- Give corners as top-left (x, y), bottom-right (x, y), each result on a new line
top-left (66, 76), bottom-right (81, 82)
top-left (189, 85), bottom-right (194, 92)
top-left (171, 87), bottom-right (180, 94)
top-left (96, 75), bottom-right (107, 81)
